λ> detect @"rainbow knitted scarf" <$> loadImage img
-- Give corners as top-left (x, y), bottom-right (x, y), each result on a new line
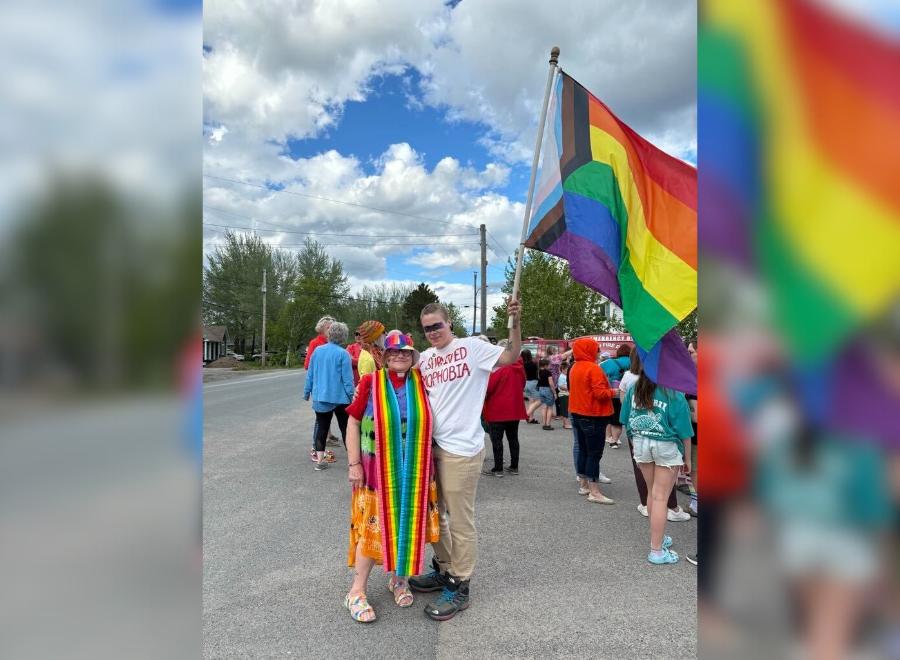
top-left (372, 367), bottom-right (433, 577)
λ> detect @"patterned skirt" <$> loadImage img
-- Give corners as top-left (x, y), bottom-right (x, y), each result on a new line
top-left (347, 480), bottom-right (440, 567)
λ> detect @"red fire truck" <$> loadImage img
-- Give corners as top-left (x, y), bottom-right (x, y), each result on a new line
top-left (520, 333), bottom-right (634, 360)
top-left (577, 332), bottom-right (634, 356)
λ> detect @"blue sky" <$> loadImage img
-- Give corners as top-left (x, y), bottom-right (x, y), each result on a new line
top-left (202, 0), bottom-right (698, 331)
top-left (284, 70), bottom-right (533, 207)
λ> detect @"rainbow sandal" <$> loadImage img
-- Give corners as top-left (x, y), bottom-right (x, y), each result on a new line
top-left (387, 576), bottom-right (414, 608)
top-left (344, 593), bottom-right (376, 623)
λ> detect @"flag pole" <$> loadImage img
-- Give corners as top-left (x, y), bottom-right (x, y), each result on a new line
top-left (509, 46), bottom-right (559, 328)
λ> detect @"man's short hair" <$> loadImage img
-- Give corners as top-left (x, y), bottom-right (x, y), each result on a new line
top-left (420, 302), bottom-right (450, 321)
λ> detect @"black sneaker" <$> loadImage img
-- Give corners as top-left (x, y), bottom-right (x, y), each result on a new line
top-left (504, 466), bottom-right (519, 475)
top-left (409, 558), bottom-right (448, 593)
top-left (686, 553), bottom-right (698, 566)
top-left (425, 576), bottom-right (470, 621)
top-left (481, 468), bottom-right (504, 478)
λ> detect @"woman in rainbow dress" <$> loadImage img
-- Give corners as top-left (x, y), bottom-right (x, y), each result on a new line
top-left (342, 330), bottom-right (440, 623)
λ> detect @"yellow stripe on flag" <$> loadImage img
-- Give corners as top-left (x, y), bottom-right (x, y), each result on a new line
top-left (707, 0), bottom-right (900, 319)
top-left (588, 125), bottom-right (697, 321)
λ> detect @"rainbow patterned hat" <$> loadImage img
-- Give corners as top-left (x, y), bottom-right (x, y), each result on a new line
top-left (383, 330), bottom-right (419, 365)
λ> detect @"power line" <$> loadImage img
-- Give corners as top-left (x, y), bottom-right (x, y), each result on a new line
top-left (205, 239), bottom-right (482, 248)
top-left (203, 215), bottom-right (477, 238)
top-left (485, 228), bottom-right (515, 257)
top-left (204, 288), bottom-right (476, 313)
top-left (204, 174), bottom-right (480, 230)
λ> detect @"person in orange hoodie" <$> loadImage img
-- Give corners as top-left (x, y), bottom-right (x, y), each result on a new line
top-left (568, 337), bottom-right (617, 504)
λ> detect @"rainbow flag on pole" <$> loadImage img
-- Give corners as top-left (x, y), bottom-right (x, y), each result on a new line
top-left (526, 70), bottom-right (697, 393)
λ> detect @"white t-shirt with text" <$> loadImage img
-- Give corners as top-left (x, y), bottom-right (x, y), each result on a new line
top-left (418, 337), bottom-right (504, 456)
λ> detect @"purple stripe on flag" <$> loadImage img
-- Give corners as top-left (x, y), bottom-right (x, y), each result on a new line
top-left (700, 171), bottom-right (754, 271)
top-left (638, 328), bottom-right (697, 395)
top-left (546, 230), bottom-right (621, 306)
top-left (828, 341), bottom-right (900, 448)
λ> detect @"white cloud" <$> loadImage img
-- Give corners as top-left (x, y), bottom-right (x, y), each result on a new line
top-left (203, 142), bottom-right (523, 280)
top-left (418, 0), bottom-right (697, 163)
top-left (203, 0), bottom-right (697, 285)
top-left (204, 0), bottom-right (696, 162)
top-left (1, 1), bottom-right (199, 225)
top-left (209, 125), bottom-right (229, 144)
top-left (203, 0), bottom-right (448, 142)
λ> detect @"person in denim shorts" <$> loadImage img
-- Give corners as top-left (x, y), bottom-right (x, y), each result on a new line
top-left (620, 367), bottom-right (694, 564)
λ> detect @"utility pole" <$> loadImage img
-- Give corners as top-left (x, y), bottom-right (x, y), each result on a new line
top-left (472, 271), bottom-right (477, 335)
top-left (480, 224), bottom-right (487, 333)
top-left (261, 269), bottom-right (267, 367)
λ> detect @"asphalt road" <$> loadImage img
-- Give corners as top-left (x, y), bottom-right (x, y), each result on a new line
top-left (203, 368), bottom-right (697, 659)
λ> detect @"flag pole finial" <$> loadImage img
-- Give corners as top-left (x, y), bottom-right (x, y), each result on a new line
top-left (550, 47), bottom-right (560, 65)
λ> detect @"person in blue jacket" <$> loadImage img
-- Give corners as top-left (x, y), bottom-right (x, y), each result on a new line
top-left (304, 321), bottom-right (355, 471)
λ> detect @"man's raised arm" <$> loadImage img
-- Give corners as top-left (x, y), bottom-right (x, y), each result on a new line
top-left (496, 297), bottom-right (522, 366)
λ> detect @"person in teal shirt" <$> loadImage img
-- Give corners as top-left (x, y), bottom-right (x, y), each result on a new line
top-left (620, 370), bottom-right (694, 565)
top-left (600, 344), bottom-right (632, 448)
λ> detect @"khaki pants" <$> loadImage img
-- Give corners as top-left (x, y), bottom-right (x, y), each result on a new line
top-left (431, 444), bottom-right (484, 581)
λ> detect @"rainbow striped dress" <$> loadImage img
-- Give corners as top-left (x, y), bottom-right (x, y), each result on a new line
top-left (347, 368), bottom-right (439, 576)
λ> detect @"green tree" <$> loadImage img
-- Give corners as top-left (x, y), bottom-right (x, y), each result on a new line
top-left (402, 282), bottom-right (440, 345)
top-left (675, 308), bottom-right (698, 345)
top-left (278, 237), bottom-right (350, 350)
top-left (490, 250), bottom-right (617, 338)
top-left (338, 282), bottom-right (413, 336)
top-left (445, 302), bottom-right (469, 338)
top-left (10, 176), bottom-right (199, 389)
top-left (202, 231), bottom-right (296, 355)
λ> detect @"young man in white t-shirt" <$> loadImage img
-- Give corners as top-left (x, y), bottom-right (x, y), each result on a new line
top-left (409, 299), bottom-right (521, 620)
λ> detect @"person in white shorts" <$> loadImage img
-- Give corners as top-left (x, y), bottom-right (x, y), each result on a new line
top-left (620, 367), bottom-right (694, 565)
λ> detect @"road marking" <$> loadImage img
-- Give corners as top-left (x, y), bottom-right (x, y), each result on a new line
top-left (203, 371), bottom-right (304, 390)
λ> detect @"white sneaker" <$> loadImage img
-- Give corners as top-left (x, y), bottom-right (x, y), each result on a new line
top-left (637, 504), bottom-right (648, 517)
top-left (667, 507), bottom-right (691, 522)
top-left (597, 472), bottom-right (612, 484)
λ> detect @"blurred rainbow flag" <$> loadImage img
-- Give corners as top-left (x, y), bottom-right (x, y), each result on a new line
top-left (700, 0), bottom-right (900, 444)
top-left (701, 0), bottom-right (900, 361)
top-left (525, 70), bottom-right (697, 393)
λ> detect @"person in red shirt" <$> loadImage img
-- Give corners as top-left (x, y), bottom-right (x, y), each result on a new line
top-left (346, 339), bottom-right (362, 385)
top-left (482, 341), bottom-right (527, 477)
top-left (304, 316), bottom-right (334, 370)
top-left (568, 337), bottom-right (617, 504)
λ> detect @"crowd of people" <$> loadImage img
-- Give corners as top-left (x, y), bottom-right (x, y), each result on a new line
top-left (302, 302), bottom-right (698, 624)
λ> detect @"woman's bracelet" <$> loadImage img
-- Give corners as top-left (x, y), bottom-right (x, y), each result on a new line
top-left (348, 461), bottom-right (361, 468)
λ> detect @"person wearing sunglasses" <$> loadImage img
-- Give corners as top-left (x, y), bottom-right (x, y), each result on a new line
top-left (410, 297), bottom-right (521, 621)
